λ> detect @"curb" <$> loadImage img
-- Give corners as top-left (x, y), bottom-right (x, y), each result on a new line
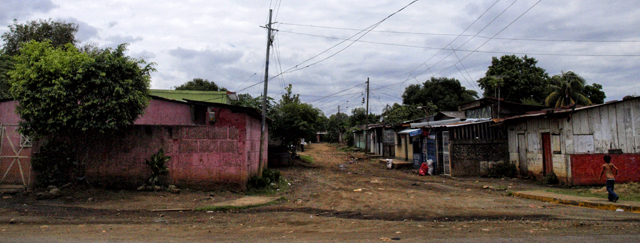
top-left (513, 191), bottom-right (640, 213)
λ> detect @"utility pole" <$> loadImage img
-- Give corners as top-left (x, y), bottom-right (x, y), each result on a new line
top-left (365, 78), bottom-right (369, 154)
top-left (258, 9), bottom-right (273, 175)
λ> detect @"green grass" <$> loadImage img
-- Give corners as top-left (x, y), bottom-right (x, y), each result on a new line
top-left (300, 155), bottom-right (314, 163)
top-left (338, 146), bottom-right (354, 152)
top-left (245, 176), bottom-right (290, 196)
top-left (544, 182), bottom-right (640, 202)
top-left (195, 197), bottom-right (286, 212)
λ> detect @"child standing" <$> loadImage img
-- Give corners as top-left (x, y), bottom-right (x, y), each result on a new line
top-left (598, 155), bottom-right (620, 202)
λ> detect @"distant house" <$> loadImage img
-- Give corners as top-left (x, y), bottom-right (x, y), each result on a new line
top-left (502, 96), bottom-right (640, 185)
top-left (407, 98), bottom-right (545, 176)
top-left (0, 92), bottom-right (267, 190)
top-left (352, 125), bottom-right (367, 150)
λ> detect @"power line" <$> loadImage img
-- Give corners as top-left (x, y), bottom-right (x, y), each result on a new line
top-left (434, 0), bottom-right (543, 77)
top-left (279, 23), bottom-right (640, 43)
top-left (407, 0), bottom-right (519, 86)
top-left (279, 30), bottom-right (640, 57)
top-left (270, 0), bottom-right (420, 80)
top-left (309, 83), bottom-right (365, 103)
top-left (369, 0), bottom-right (503, 92)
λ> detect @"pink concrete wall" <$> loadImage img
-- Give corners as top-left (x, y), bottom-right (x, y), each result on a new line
top-left (571, 154), bottom-right (640, 185)
top-left (82, 106), bottom-right (265, 190)
top-left (81, 125), bottom-right (251, 190)
top-left (1, 99), bottom-right (266, 190)
top-left (134, 99), bottom-right (194, 125)
top-left (0, 100), bottom-right (20, 124)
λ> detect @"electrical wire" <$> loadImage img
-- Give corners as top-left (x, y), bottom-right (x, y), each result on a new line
top-left (279, 23), bottom-right (640, 43)
top-left (433, 0), bottom-right (543, 77)
top-left (270, 0), bottom-right (420, 80)
top-left (367, 0), bottom-right (503, 92)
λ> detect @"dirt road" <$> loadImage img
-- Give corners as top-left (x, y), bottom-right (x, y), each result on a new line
top-left (0, 143), bottom-right (638, 242)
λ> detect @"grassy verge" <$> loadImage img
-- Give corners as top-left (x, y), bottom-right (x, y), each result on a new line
top-left (195, 197), bottom-right (286, 212)
top-left (300, 155), bottom-right (314, 163)
top-left (543, 182), bottom-right (640, 202)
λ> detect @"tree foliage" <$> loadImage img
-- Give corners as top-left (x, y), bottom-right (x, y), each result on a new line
top-left (325, 112), bottom-right (349, 143)
top-left (1, 19), bottom-right (80, 99)
top-left (8, 41), bottom-right (153, 138)
top-left (545, 71), bottom-right (592, 107)
top-left (381, 103), bottom-right (435, 125)
top-left (0, 51), bottom-right (11, 99)
top-left (270, 84), bottom-right (324, 148)
top-left (348, 107), bottom-right (379, 127)
top-left (175, 78), bottom-right (227, 91)
top-left (1, 19), bottom-right (78, 56)
top-left (583, 83), bottom-right (606, 104)
top-left (477, 55), bottom-right (550, 104)
top-left (402, 77), bottom-right (477, 111)
top-left (232, 93), bottom-right (275, 111)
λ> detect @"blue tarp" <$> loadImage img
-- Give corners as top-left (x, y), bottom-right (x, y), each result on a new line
top-left (398, 128), bottom-right (421, 137)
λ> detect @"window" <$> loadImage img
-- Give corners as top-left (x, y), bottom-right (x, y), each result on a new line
top-left (552, 134), bottom-right (561, 154)
top-left (20, 134), bottom-right (32, 148)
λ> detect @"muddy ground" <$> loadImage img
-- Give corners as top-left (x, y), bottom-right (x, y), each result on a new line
top-left (0, 143), bottom-right (639, 242)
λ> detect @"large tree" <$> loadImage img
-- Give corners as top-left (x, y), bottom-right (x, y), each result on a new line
top-left (8, 41), bottom-right (154, 138)
top-left (402, 77), bottom-right (478, 111)
top-left (545, 71), bottom-right (592, 107)
top-left (348, 107), bottom-right (379, 127)
top-left (583, 83), bottom-right (606, 105)
top-left (381, 103), bottom-right (436, 126)
top-left (270, 84), bottom-right (324, 148)
top-left (326, 112), bottom-right (349, 143)
top-left (1, 19), bottom-right (78, 56)
top-left (175, 78), bottom-right (227, 91)
top-left (1, 19), bottom-right (80, 99)
top-left (477, 55), bottom-right (550, 104)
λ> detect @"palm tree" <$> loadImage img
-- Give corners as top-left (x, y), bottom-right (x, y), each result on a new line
top-left (545, 71), bottom-right (592, 107)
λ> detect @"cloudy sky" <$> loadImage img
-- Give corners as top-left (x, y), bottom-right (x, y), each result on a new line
top-left (2, 0), bottom-right (639, 115)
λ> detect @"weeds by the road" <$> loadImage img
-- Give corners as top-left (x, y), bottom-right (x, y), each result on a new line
top-left (544, 182), bottom-right (640, 202)
top-left (246, 169), bottom-right (289, 195)
top-left (300, 155), bottom-right (314, 163)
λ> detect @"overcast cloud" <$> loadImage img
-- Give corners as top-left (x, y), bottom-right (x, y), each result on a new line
top-left (2, 0), bottom-right (639, 115)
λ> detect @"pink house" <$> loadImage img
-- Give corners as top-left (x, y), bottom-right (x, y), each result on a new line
top-left (0, 96), bottom-right (268, 190)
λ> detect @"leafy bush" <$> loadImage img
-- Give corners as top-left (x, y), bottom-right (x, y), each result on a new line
top-left (544, 172), bottom-right (559, 185)
top-left (248, 169), bottom-right (281, 189)
top-left (487, 162), bottom-right (517, 178)
top-left (31, 141), bottom-right (78, 187)
top-left (300, 155), bottom-right (314, 163)
top-left (145, 148), bottom-right (170, 187)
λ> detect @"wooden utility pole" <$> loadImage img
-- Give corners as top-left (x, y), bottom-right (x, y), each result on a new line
top-left (258, 9), bottom-right (273, 174)
top-left (365, 78), bottom-right (369, 154)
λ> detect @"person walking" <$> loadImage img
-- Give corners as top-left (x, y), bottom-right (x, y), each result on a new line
top-left (598, 155), bottom-right (620, 202)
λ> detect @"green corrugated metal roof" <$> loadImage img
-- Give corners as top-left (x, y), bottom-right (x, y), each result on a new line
top-left (149, 89), bottom-right (231, 104)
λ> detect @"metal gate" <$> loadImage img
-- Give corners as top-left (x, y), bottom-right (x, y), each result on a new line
top-left (0, 124), bottom-right (32, 186)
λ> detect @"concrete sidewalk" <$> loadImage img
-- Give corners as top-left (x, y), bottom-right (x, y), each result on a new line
top-left (514, 191), bottom-right (640, 213)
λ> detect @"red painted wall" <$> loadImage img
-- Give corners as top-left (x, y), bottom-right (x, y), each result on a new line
top-left (134, 99), bottom-right (194, 125)
top-left (571, 154), bottom-right (640, 185)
